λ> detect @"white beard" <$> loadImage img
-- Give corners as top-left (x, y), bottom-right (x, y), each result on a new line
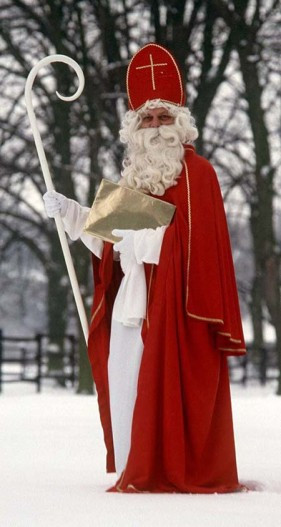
top-left (120, 124), bottom-right (185, 196)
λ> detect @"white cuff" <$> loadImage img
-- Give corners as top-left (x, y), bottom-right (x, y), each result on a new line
top-left (62, 199), bottom-right (90, 239)
top-left (134, 226), bottom-right (167, 265)
top-left (62, 199), bottom-right (103, 258)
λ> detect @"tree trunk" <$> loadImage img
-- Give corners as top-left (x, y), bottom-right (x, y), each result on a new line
top-left (76, 329), bottom-right (94, 395)
top-left (237, 37), bottom-right (281, 394)
top-left (46, 232), bottom-right (69, 382)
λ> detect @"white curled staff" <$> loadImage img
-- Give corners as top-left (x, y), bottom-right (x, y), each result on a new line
top-left (25, 54), bottom-right (88, 342)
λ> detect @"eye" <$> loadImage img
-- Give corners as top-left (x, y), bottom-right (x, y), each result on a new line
top-left (142, 115), bottom-right (151, 122)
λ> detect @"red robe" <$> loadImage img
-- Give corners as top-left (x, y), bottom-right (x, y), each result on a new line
top-left (88, 146), bottom-right (246, 493)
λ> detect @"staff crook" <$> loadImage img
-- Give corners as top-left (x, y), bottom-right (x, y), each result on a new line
top-left (25, 54), bottom-right (88, 343)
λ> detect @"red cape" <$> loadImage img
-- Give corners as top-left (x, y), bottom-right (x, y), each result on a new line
top-left (88, 147), bottom-right (246, 493)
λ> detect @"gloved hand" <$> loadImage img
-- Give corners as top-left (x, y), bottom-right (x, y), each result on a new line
top-left (112, 229), bottom-right (136, 274)
top-left (112, 229), bottom-right (135, 254)
top-left (43, 190), bottom-right (68, 218)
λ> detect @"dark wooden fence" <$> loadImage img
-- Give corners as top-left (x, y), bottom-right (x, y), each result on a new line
top-left (0, 330), bottom-right (78, 393)
top-left (0, 330), bottom-right (279, 393)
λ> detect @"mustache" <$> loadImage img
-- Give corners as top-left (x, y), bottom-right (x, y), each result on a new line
top-left (134, 125), bottom-right (181, 149)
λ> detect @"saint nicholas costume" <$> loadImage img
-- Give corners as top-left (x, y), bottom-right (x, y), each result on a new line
top-left (64, 44), bottom-right (246, 493)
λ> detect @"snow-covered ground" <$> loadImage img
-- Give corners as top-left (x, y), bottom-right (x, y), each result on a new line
top-left (0, 382), bottom-right (280, 527)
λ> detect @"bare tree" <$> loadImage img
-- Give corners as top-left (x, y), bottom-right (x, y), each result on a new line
top-left (209, 0), bottom-right (281, 393)
top-left (1, 0), bottom-right (280, 392)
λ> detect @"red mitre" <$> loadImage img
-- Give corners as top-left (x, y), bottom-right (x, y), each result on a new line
top-left (126, 43), bottom-right (186, 110)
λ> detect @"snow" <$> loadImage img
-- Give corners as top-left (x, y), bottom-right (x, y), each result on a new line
top-left (0, 383), bottom-right (280, 527)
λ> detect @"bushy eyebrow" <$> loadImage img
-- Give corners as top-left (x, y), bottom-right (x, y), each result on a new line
top-left (141, 111), bottom-right (172, 118)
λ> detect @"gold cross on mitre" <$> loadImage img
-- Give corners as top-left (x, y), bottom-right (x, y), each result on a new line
top-left (135, 53), bottom-right (168, 91)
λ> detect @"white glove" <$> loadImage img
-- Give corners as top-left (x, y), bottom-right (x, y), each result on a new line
top-left (112, 229), bottom-right (135, 255)
top-left (112, 229), bottom-right (136, 274)
top-left (43, 190), bottom-right (68, 218)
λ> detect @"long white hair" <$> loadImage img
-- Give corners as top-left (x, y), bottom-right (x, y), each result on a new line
top-left (119, 99), bottom-right (198, 196)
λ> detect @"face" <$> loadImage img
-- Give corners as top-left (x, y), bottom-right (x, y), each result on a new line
top-left (139, 107), bottom-right (175, 128)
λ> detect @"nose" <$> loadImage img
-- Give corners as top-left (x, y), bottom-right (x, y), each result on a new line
top-left (149, 116), bottom-right (161, 128)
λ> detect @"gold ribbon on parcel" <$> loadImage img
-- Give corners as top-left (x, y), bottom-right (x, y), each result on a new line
top-left (83, 179), bottom-right (176, 243)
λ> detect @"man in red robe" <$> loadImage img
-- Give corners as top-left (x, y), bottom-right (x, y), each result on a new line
top-left (44, 43), bottom-right (246, 493)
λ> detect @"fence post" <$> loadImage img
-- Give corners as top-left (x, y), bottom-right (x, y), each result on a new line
top-left (69, 335), bottom-right (76, 386)
top-left (36, 334), bottom-right (43, 393)
top-left (21, 347), bottom-right (27, 381)
top-left (0, 329), bottom-right (3, 394)
top-left (242, 354), bottom-right (248, 385)
top-left (260, 347), bottom-right (267, 385)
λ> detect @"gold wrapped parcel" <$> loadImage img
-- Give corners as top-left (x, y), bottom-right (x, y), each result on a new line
top-left (83, 179), bottom-right (176, 243)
